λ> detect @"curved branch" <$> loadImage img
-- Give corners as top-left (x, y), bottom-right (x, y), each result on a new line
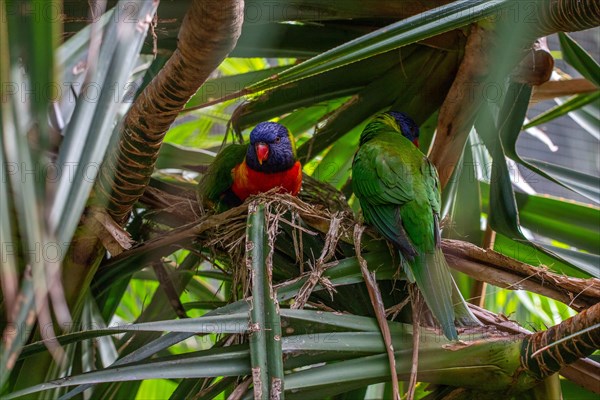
top-left (95, 0), bottom-right (244, 223)
top-left (442, 239), bottom-right (600, 312)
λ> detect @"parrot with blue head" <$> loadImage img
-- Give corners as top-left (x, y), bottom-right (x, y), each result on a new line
top-left (198, 121), bottom-right (302, 212)
top-left (352, 111), bottom-right (480, 340)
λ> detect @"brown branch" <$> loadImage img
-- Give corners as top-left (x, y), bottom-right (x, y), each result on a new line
top-left (442, 239), bottom-right (600, 312)
top-left (95, 0), bottom-right (244, 223)
top-left (560, 357), bottom-right (600, 394)
top-left (428, 24), bottom-right (493, 188)
top-left (354, 225), bottom-right (401, 400)
top-left (137, 186), bottom-right (600, 314)
top-left (532, 78), bottom-right (599, 102)
top-left (152, 261), bottom-right (188, 319)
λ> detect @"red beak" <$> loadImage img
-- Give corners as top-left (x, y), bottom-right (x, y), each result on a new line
top-left (413, 139), bottom-right (419, 148)
top-left (255, 142), bottom-right (269, 164)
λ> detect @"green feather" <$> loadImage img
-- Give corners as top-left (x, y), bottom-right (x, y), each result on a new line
top-left (352, 113), bottom-right (480, 340)
top-left (197, 143), bottom-right (248, 212)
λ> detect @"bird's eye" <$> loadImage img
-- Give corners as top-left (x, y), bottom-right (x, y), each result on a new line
top-left (275, 137), bottom-right (281, 143)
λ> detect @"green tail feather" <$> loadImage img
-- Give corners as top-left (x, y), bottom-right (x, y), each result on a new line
top-left (451, 279), bottom-right (482, 327)
top-left (406, 248), bottom-right (479, 340)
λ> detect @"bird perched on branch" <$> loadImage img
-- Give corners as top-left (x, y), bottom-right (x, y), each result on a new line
top-left (197, 121), bottom-right (302, 212)
top-left (352, 111), bottom-right (480, 340)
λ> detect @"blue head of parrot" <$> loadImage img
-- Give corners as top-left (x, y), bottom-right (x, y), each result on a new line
top-left (386, 111), bottom-right (420, 148)
top-left (246, 122), bottom-right (296, 173)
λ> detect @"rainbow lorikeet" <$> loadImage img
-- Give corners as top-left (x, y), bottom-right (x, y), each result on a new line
top-left (198, 121), bottom-right (302, 211)
top-left (352, 111), bottom-right (480, 340)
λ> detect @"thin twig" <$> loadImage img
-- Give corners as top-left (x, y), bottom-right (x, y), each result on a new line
top-left (386, 297), bottom-right (411, 320)
top-left (354, 225), bottom-right (400, 400)
top-left (407, 285), bottom-right (422, 400)
top-left (226, 377), bottom-right (253, 400)
top-left (292, 213), bottom-right (343, 308)
top-left (470, 225), bottom-right (496, 307)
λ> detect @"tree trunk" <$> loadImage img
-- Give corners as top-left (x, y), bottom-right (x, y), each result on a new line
top-left (95, 0), bottom-right (244, 223)
top-left (520, 302), bottom-right (600, 382)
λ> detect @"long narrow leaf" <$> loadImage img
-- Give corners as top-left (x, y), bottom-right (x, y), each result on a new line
top-left (58, 301), bottom-right (251, 400)
top-left (50, 0), bottom-right (159, 244)
top-left (6, 347), bottom-right (252, 399)
top-left (480, 182), bottom-right (600, 254)
top-left (524, 158), bottom-right (600, 204)
top-left (0, 0), bottom-right (60, 383)
top-left (477, 83), bottom-right (595, 277)
top-left (558, 33), bottom-right (600, 87)
top-left (523, 91), bottom-right (600, 129)
top-left (244, 0), bottom-right (512, 94)
top-left (13, 309), bottom-right (508, 400)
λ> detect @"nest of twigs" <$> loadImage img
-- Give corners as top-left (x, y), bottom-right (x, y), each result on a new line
top-left (134, 176), bottom-right (406, 314)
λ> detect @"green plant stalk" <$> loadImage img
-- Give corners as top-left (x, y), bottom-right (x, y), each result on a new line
top-left (530, 374), bottom-right (563, 400)
top-left (247, 203), bottom-right (268, 400)
top-left (247, 203), bottom-right (285, 399)
top-left (282, 339), bottom-right (526, 399)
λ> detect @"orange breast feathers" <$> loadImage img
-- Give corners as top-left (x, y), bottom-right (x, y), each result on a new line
top-left (231, 160), bottom-right (302, 201)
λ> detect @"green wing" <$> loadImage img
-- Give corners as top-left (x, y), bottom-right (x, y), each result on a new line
top-left (352, 130), bottom-right (421, 258)
top-left (197, 143), bottom-right (248, 211)
top-left (353, 127), bottom-right (478, 340)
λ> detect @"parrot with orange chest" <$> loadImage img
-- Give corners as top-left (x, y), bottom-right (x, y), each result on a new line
top-left (197, 121), bottom-right (302, 212)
